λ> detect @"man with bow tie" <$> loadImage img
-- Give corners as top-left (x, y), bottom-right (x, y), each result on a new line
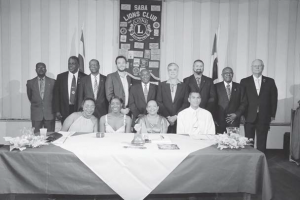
top-left (240, 59), bottom-right (278, 153)
top-left (214, 67), bottom-right (247, 134)
top-left (183, 59), bottom-right (216, 114)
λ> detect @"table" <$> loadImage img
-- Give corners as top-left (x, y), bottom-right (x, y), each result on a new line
top-left (0, 134), bottom-right (272, 200)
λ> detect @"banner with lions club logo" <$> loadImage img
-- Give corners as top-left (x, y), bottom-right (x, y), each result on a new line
top-left (119, 0), bottom-right (162, 81)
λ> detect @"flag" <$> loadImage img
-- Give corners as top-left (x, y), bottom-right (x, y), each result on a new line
top-left (78, 29), bottom-right (85, 73)
top-left (211, 26), bottom-right (219, 84)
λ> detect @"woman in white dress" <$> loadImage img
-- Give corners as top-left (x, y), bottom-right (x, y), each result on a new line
top-left (99, 96), bottom-right (131, 133)
top-left (61, 98), bottom-right (98, 132)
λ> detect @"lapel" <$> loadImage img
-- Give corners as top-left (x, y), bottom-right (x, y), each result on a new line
top-left (115, 71), bottom-right (125, 94)
top-left (164, 83), bottom-right (173, 103)
top-left (228, 82), bottom-right (237, 104)
top-left (97, 75), bottom-right (105, 99)
top-left (43, 76), bottom-right (49, 101)
top-left (147, 84), bottom-right (155, 101)
top-left (34, 77), bottom-right (42, 100)
top-left (250, 76), bottom-right (259, 97)
top-left (220, 83), bottom-right (229, 105)
top-left (64, 72), bottom-right (69, 101)
top-left (138, 84), bottom-right (146, 102)
top-left (87, 75), bottom-right (94, 95)
top-left (199, 76), bottom-right (206, 92)
top-left (259, 76), bottom-right (267, 96)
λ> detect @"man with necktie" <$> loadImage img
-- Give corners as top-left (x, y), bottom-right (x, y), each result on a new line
top-left (240, 59), bottom-right (278, 153)
top-left (54, 56), bottom-right (86, 124)
top-left (77, 59), bottom-right (108, 120)
top-left (26, 63), bottom-right (56, 133)
top-left (214, 67), bottom-right (247, 134)
top-left (183, 59), bottom-right (216, 114)
top-left (177, 92), bottom-right (215, 136)
top-left (129, 69), bottom-right (158, 126)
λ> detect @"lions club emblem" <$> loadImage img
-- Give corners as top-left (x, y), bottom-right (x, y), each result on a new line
top-left (128, 17), bottom-right (152, 41)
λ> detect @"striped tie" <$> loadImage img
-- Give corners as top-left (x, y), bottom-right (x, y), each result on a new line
top-left (94, 75), bottom-right (98, 99)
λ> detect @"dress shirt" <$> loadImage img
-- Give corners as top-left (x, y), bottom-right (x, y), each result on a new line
top-left (167, 79), bottom-right (180, 102)
top-left (223, 81), bottom-right (232, 91)
top-left (142, 82), bottom-right (150, 92)
top-left (118, 71), bottom-right (129, 106)
top-left (253, 75), bottom-right (262, 95)
top-left (68, 71), bottom-right (79, 104)
top-left (177, 107), bottom-right (215, 135)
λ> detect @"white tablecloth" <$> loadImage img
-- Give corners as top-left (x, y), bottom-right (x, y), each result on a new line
top-left (54, 133), bottom-right (214, 200)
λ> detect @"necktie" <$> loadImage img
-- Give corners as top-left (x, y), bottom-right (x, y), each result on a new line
top-left (40, 78), bottom-right (44, 99)
top-left (255, 78), bottom-right (260, 95)
top-left (196, 77), bottom-right (201, 88)
top-left (226, 84), bottom-right (231, 100)
top-left (94, 75), bottom-right (98, 99)
top-left (144, 84), bottom-right (148, 101)
top-left (70, 75), bottom-right (76, 105)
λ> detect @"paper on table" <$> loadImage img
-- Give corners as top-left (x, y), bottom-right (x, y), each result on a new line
top-left (52, 131), bottom-right (75, 144)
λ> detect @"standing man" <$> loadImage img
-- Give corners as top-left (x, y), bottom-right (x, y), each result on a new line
top-left (105, 56), bottom-right (132, 115)
top-left (129, 69), bottom-right (158, 125)
top-left (26, 63), bottom-right (56, 133)
top-left (240, 59), bottom-right (278, 153)
top-left (214, 67), bottom-right (247, 134)
top-left (54, 56), bottom-right (86, 124)
top-left (156, 63), bottom-right (189, 133)
top-left (183, 60), bottom-right (216, 114)
top-left (77, 59), bottom-right (108, 119)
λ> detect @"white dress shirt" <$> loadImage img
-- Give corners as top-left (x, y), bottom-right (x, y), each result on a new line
top-left (142, 82), bottom-right (150, 92)
top-left (177, 107), bottom-right (215, 136)
top-left (68, 71), bottom-right (79, 104)
top-left (253, 75), bottom-right (262, 95)
top-left (223, 81), bottom-right (232, 91)
top-left (91, 74), bottom-right (100, 90)
top-left (118, 71), bottom-right (129, 106)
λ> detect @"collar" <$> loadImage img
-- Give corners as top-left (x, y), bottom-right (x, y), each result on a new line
top-left (224, 81), bottom-right (232, 87)
top-left (118, 71), bottom-right (127, 78)
top-left (142, 82), bottom-right (149, 86)
top-left (38, 76), bottom-right (45, 80)
top-left (253, 75), bottom-right (262, 81)
top-left (166, 79), bottom-right (181, 84)
top-left (194, 74), bottom-right (202, 79)
top-left (91, 73), bottom-right (100, 78)
top-left (188, 106), bottom-right (201, 112)
top-left (69, 71), bottom-right (79, 77)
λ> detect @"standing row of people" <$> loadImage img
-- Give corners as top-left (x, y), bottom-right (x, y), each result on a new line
top-left (26, 56), bottom-right (277, 153)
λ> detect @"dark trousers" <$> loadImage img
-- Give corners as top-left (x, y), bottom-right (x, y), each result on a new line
top-left (32, 119), bottom-right (55, 133)
top-left (61, 105), bottom-right (75, 125)
top-left (167, 121), bottom-right (177, 134)
top-left (244, 114), bottom-right (270, 154)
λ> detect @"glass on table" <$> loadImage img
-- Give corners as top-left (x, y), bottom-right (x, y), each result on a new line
top-left (226, 127), bottom-right (240, 135)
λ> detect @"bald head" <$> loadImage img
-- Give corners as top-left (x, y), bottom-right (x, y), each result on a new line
top-left (251, 59), bottom-right (264, 77)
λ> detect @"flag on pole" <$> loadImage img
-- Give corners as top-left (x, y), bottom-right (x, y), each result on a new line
top-left (211, 26), bottom-right (220, 84)
top-left (78, 28), bottom-right (85, 73)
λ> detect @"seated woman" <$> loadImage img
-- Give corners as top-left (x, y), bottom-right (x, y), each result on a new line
top-left (61, 98), bottom-right (98, 132)
top-left (137, 100), bottom-right (169, 133)
top-left (99, 96), bottom-right (131, 133)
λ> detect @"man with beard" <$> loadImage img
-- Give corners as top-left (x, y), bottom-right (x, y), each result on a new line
top-left (183, 60), bottom-right (216, 114)
top-left (54, 56), bottom-right (86, 124)
top-left (129, 69), bottom-right (158, 126)
top-left (214, 67), bottom-right (247, 134)
top-left (77, 59), bottom-right (108, 120)
top-left (105, 56), bottom-right (132, 115)
top-left (26, 62), bottom-right (56, 133)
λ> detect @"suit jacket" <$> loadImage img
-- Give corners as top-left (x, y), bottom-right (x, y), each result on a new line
top-left (77, 74), bottom-right (108, 119)
top-left (156, 81), bottom-right (189, 117)
top-left (129, 83), bottom-right (158, 122)
top-left (26, 76), bottom-right (55, 121)
top-left (240, 75), bottom-right (278, 124)
top-left (183, 74), bottom-right (216, 113)
top-left (214, 82), bottom-right (247, 132)
top-left (54, 71), bottom-right (86, 118)
top-left (105, 71), bottom-right (132, 106)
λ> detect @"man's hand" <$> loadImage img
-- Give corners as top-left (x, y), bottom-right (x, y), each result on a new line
top-left (226, 113), bottom-right (237, 124)
top-left (56, 112), bottom-right (62, 120)
top-left (240, 116), bottom-right (245, 124)
top-left (167, 115), bottom-right (177, 124)
top-left (121, 108), bottom-right (130, 115)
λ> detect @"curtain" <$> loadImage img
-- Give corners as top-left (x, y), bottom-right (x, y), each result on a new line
top-left (0, 0), bottom-right (299, 124)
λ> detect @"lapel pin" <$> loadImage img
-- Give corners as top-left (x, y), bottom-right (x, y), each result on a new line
top-left (263, 79), bottom-right (266, 82)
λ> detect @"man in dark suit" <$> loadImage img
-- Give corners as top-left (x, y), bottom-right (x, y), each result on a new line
top-left (26, 62), bottom-right (56, 133)
top-left (183, 59), bottom-right (216, 114)
top-left (105, 56), bottom-right (132, 115)
top-left (214, 67), bottom-right (247, 134)
top-left (156, 63), bottom-right (189, 133)
top-left (54, 56), bottom-right (86, 124)
top-left (77, 59), bottom-right (108, 120)
top-left (240, 59), bottom-right (278, 153)
top-left (129, 69), bottom-right (157, 125)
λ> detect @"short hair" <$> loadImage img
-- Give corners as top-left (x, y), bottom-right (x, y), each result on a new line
top-left (89, 59), bottom-right (100, 66)
top-left (252, 59), bottom-right (264, 66)
top-left (69, 56), bottom-right (79, 64)
top-left (222, 67), bottom-right (233, 74)
top-left (147, 100), bottom-right (158, 106)
top-left (79, 97), bottom-right (96, 111)
top-left (193, 59), bottom-right (204, 66)
top-left (115, 56), bottom-right (127, 64)
top-left (110, 96), bottom-right (124, 105)
top-left (167, 63), bottom-right (179, 69)
top-left (36, 62), bottom-right (46, 68)
top-left (189, 91), bottom-right (201, 98)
